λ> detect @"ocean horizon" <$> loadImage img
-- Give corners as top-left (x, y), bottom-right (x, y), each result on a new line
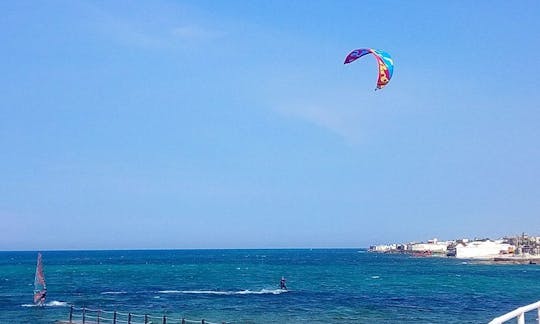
top-left (1, 249), bottom-right (540, 323)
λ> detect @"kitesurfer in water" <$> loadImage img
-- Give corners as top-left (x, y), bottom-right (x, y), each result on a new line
top-left (280, 276), bottom-right (287, 290)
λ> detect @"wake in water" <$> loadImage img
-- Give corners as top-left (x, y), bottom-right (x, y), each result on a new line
top-left (158, 289), bottom-right (288, 295)
top-left (21, 301), bottom-right (68, 307)
top-left (100, 291), bottom-right (127, 295)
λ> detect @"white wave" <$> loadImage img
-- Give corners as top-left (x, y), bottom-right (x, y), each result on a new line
top-left (21, 301), bottom-right (68, 307)
top-left (101, 291), bottom-right (127, 295)
top-left (371, 276), bottom-right (380, 279)
top-left (158, 289), bottom-right (288, 295)
top-left (236, 289), bottom-right (287, 295)
top-left (21, 304), bottom-right (37, 307)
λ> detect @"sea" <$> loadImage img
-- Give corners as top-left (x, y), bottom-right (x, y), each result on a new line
top-left (1, 249), bottom-right (540, 323)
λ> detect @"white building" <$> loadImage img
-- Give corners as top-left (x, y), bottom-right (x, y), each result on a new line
top-left (370, 244), bottom-right (397, 252)
top-left (408, 238), bottom-right (450, 254)
top-left (455, 240), bottom-right (514, 259)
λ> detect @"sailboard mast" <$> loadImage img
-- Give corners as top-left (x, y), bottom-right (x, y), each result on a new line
top-left (33, 252), bottom-right (47, 306)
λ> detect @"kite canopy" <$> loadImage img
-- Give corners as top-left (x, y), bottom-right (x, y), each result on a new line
top-left (344, 49), bottom-right (394, 90)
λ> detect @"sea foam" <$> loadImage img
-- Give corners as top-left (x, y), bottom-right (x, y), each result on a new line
top-left (101, 291), bottom-right (127, 295)
top-left (21, 301), bottom-right (68, 307)
top-left (158, 289), bottom-right (287, 295)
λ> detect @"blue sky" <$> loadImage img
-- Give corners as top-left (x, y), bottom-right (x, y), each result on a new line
top-left (1, 1), bottom-right (539, 250)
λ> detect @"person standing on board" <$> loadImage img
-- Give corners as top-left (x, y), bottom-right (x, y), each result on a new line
top-left (34, 289), bottom-right (46, 306)
top-left (279, 276), bottom-right (287, 290)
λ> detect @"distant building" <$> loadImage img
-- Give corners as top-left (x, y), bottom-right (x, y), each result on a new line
top-left (454, 240), bottom-right (514, 259)
top-left (369, 244), bottom-right (396, 252)
top-left (408, 238), bottom-right (450, 254)
top-left (369, 243), bottom-right (407, 253)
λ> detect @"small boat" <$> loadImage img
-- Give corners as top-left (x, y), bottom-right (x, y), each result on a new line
top-left (33, 252), bottom-right (47, 306)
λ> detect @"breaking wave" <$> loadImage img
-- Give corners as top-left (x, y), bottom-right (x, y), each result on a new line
top-left (101, 291), bottom-right (127, 295)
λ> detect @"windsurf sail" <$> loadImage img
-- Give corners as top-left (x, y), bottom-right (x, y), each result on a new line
top-left (33, 252), bottom-right (47, 306)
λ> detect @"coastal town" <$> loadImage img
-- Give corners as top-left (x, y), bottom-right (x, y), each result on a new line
top-left (369, 233), bottom-right (540, 263)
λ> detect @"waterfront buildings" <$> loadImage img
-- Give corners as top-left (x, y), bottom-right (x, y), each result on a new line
top-left (408, 238), bottom-right (450, 254)
top-left (369, 234), bottom-right (540, 261)
top-left (452, 240), bottom-right (514, 259)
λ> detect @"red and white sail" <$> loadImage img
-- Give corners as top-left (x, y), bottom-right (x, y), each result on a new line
top-left (33, 252), bottom-right (47, 305)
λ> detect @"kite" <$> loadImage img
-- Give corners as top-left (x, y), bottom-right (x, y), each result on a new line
top-left (344, 49), bottom-right (394, 90)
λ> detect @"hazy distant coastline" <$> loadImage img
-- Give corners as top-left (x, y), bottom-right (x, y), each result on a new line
top-left (370, 233), bottom-right (540, 263)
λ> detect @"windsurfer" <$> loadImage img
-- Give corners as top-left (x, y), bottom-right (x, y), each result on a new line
top-left (34, 289), bottom-right (46, 306)
top-left (40, 290), bottom-right (47, 304)
top-left (33, 253), bottom-right (47, 306)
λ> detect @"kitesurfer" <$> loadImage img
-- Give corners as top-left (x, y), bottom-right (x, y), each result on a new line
top-left (279, 276), bottom-right (287, 290)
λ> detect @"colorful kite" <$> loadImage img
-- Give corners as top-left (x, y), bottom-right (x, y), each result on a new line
top-left (344, 49), bottom-right (394, 90)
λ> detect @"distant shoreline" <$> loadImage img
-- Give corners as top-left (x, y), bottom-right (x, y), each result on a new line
top-left (368, 249), bottom-right (540, 264)
top-left (0, 247), bottom-right (367, 252)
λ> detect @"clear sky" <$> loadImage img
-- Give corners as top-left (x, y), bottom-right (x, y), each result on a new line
top-left (1, 1), bottom-right (539, 250)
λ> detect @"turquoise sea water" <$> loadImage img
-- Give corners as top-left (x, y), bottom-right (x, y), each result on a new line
top-left (1, 249), bottom-right (540, 323)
